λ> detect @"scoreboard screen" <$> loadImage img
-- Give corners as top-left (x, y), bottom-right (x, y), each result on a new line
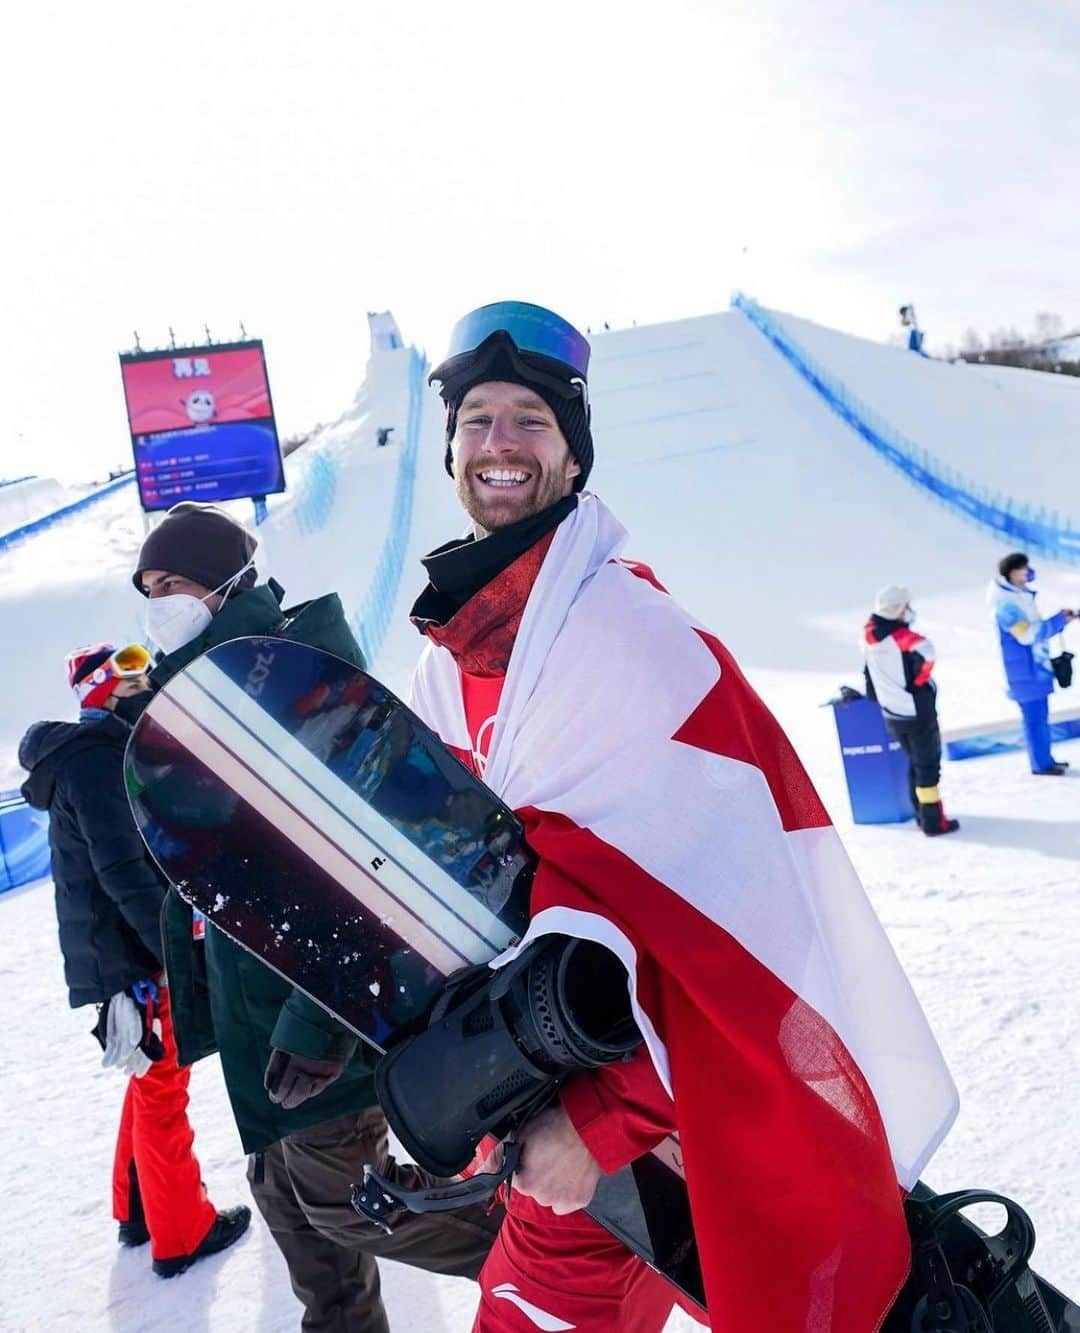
top-left (119, 341), bottom-right (285, 511)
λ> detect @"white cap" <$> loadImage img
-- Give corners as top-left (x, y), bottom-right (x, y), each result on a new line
top-left (874, 584), bottom-right (911, 619)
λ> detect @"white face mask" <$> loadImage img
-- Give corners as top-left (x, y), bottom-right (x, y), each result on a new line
top-left (145, 557), bottom-right (257, 656)
top-left (145, 594), bottom-right (214, 656)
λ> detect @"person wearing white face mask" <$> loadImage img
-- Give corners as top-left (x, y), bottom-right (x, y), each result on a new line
top-left (130, 501), bottom-right (503, 1332)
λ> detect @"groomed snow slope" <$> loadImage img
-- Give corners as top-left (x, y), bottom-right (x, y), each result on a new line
top-left (2, 306), bottom-right (1078, 1330)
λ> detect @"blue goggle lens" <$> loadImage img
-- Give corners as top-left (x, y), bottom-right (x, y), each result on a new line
top-left (444, 302), bottom-right (590, 379)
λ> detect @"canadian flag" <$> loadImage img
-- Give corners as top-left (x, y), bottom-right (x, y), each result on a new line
top-left (411, 495), bottom-right (958, 1331)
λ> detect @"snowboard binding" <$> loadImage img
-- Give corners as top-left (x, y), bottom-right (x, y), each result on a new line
top-left (352, 934), bottom-right (641, 1228)
top-left (892, 1187), bottom-right (1064, 1333)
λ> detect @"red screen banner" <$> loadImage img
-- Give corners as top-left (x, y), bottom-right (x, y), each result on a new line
top-left (119, 340), bottom-right (285, 511)
top-left (121, 345), bottom-right (272, 436)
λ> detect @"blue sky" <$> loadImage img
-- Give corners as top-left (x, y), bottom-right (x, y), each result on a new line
top-left (3, 0), bottom-right (1078, 481)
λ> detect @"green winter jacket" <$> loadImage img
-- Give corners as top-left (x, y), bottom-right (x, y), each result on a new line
top-left (155, 579), bottom-right (380, 1152)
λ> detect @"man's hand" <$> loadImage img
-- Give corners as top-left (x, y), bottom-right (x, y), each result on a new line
top-left (264, 1049), bottom-right (345, 1108)
top-left (513, 1102), bottom-right (602, 1215)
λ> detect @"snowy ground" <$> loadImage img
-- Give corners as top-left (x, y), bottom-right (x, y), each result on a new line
top-left (2, 305), bottom-right (1079, 1329)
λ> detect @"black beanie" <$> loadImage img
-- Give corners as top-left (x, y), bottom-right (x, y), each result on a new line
top-left (132, 502), bottom-right (259, 596)
top-left (441, 347), bottom-right (593, 492)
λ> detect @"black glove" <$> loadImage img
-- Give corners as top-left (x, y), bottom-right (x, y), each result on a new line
top-left (264, 1049), bottom-right (346, 1109)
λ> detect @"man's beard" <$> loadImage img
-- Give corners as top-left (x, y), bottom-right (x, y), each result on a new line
top-left (455, 463), bottom-right (570, 535)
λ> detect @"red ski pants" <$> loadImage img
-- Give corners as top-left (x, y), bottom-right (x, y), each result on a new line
top-left (472, 1192), bottom-right (677, 1332)
top-left (111, 985), bottom-right (217, 1261)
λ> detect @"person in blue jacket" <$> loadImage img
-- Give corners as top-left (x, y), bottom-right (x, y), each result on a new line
top-left (987, 552), bottom-right (1077, 774)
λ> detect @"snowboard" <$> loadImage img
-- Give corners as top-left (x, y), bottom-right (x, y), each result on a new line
top-left (124, 636), bottom-right (706, 1310)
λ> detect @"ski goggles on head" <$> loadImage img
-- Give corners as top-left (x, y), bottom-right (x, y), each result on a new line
top-left (1025, 566), bottom-right (1037, 583)
top-left (72, 643), bottom-right (153, 702)
top-left (430, 302), bottom-right (591, 408)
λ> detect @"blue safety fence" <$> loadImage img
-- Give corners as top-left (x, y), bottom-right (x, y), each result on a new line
top-left (291, 448), bottom-right (340, 537)
top-left (352, 348), bottom-right (426, 665)
top-left (0, 472), bottom-right (137, 554)
top-left (0, 474), bottom-right (36, 490)
top-left (731, 293), bottom-right (1080, 565)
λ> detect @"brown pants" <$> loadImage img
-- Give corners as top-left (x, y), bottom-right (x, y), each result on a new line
top-left (249, 1106), bottom-right (503, 1333)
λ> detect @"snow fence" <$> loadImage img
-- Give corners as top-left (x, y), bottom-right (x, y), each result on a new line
top-left (351, 347), bottom-right (426, 665)
top-left (0, 473), bottom-right (137, 553)
top-left (731, 293), bottom-right (1080, 566)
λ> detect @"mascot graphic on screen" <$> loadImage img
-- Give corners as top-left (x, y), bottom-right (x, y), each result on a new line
top-left (183, 388), bottom-right (216, 424)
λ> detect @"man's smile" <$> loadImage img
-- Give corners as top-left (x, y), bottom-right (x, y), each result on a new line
top-left (475, 468), bottom-right (531, 488)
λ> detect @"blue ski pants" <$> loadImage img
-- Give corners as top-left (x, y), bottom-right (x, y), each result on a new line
top-left (1017, 697), bottom-right (1054, 773)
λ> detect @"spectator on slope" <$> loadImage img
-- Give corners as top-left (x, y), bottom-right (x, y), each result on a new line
top-left (130, 501), bottom-right (501, 1333)
top-left (987, 552), bottom-right (1077, 776)
top-left (899, 303), bottom-right (926, 355)
top-left (405, 300), bottom-right (957, 1332)
top-left (862, 585), bottom-right (959, 836)
top-left (18, 643), bottom-right (251, 1277)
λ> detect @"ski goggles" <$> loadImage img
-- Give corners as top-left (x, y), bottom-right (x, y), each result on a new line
top-left (72, 643), bottom-right (153, 702)
top-left (429, 302), bottom-right (591, 407)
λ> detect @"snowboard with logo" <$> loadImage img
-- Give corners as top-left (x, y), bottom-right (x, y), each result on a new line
top-left (124, 636), bottom-right (706, 1310)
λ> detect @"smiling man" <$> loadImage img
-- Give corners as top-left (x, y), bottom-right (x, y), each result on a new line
top-left (407, 303), bottom-right (957, 1332)
top-left (451, 382), bottom-right (582, 531)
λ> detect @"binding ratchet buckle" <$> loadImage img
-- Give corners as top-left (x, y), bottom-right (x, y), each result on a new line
top-left (350, 1141), bottom-right (522, 1236)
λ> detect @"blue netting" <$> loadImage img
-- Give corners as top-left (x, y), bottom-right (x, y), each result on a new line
top-left (0, 473), bottom-right (137, 553)
top-left (732, 293), bottom-right (1080, 564)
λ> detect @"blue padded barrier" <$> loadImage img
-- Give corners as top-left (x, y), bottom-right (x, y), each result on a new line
top-left (944, 710), bottom-right (1080, 761)
top-left (0, 790), bottom-right (50, 893)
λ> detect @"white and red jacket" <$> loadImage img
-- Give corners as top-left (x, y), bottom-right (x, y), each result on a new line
top-left (863, 614), bottom-right (938, 722)
top-left (411, 495), bottom-right (958, 1331)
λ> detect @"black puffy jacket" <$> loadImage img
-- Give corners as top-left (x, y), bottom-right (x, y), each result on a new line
top-left (19, 714), bottom-right (165, 1007)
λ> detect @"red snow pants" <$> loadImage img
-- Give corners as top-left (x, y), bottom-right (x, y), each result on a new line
top-left (472, 1191), bottom-right (677, 1332)
top-left (110, 985), bottom-right (217, 1262)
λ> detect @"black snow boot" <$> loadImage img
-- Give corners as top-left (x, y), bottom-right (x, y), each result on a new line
top-left (152, 1206), bottom-right (251, 1278)
top-left (919, 801), bottom-right (959, 837)
top-left (118, 1163), bottom-right (149, 1247)
top-left (118, 1217), bottom-right (150, 1247)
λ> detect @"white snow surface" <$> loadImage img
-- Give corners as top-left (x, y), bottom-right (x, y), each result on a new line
top-left (2, 307), bottom-right (1078, 1330)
